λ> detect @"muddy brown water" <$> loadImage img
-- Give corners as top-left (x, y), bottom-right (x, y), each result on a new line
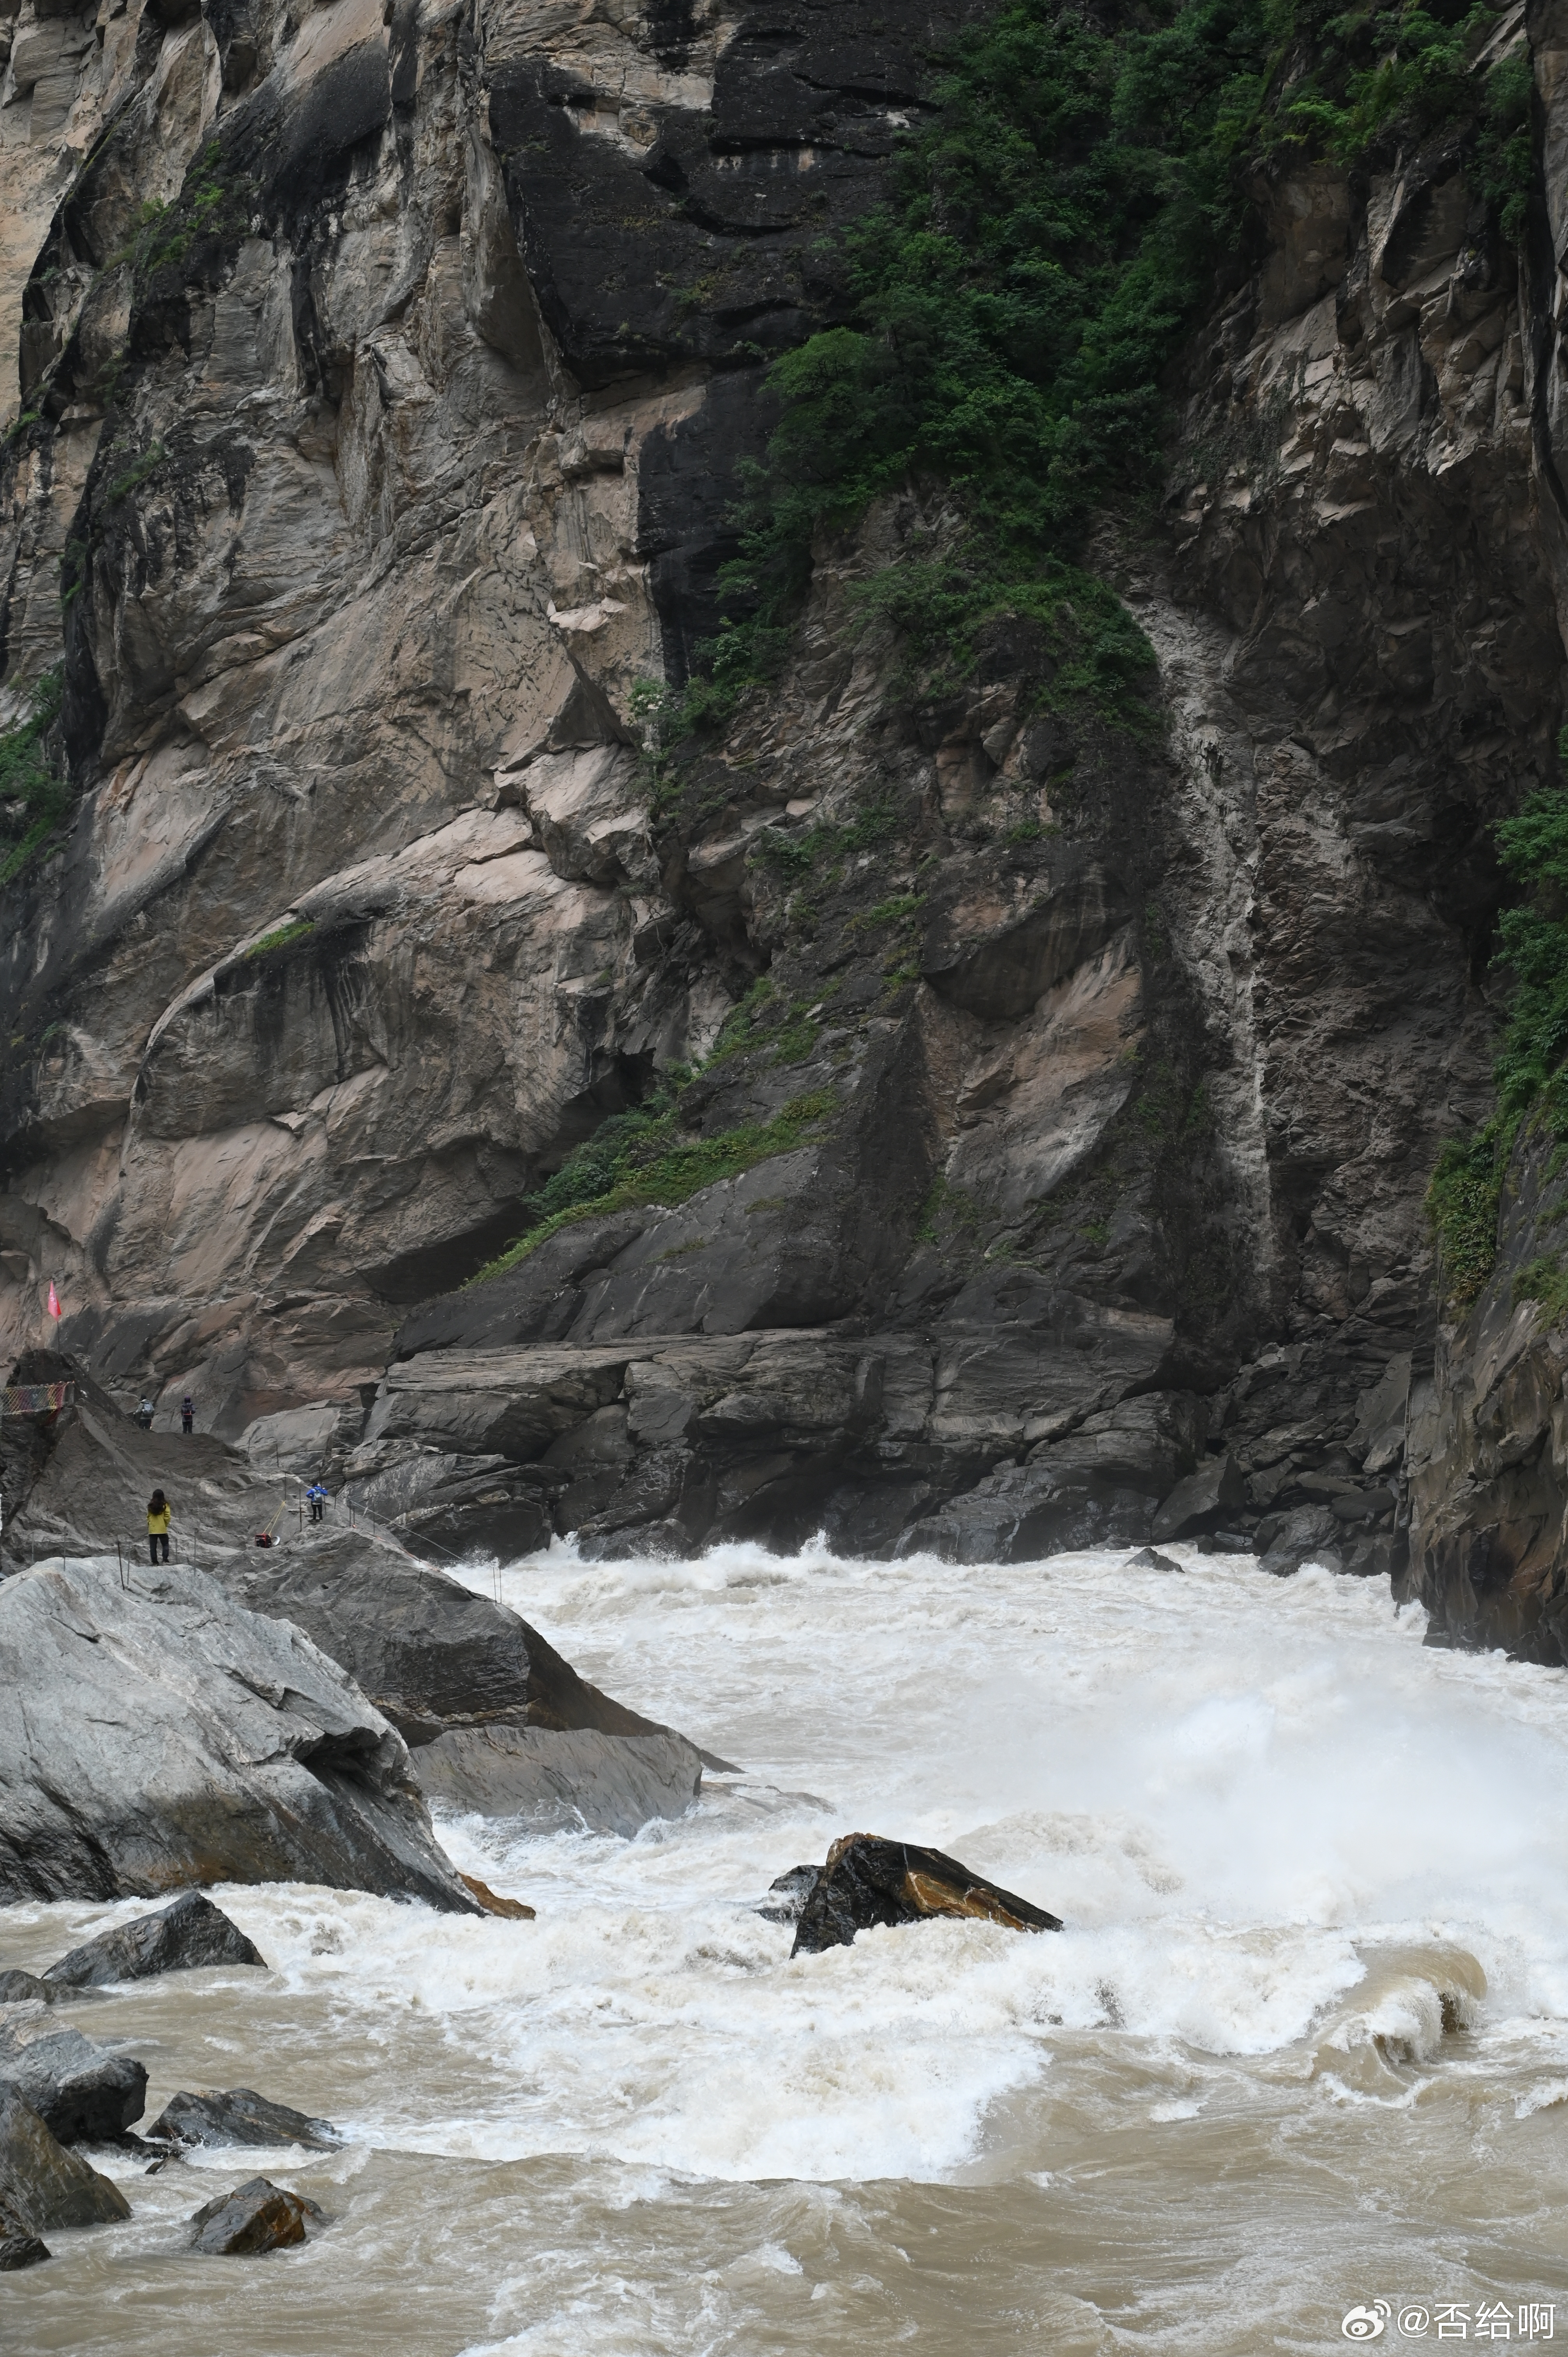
top-left (5, 1542), bottom-right (1568, 2354)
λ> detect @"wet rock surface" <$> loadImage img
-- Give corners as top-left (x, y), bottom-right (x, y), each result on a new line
top-left (43, 1892), bottom-right (267, 1989)
top-left (0, 1971), bottom-right (92, 2007)
top-left (215, 1533), bottom-right (678, 1749)
top-left (755, 1865), bottom-right (820, 1924)
top-left (790, 1835), bottom-right (1063, 1957)
top-left (416, 1725), bottom-right (703, 1837)
top-left (147, 2088), bottom-right (340, 2152)
top-left (0, 2012), bottom-right (148, 2143)
top-left (0, 2196), bottom-right (50, 2269)
top-left (0, 2086), bottom-right (132, 2228)
top-left (457, 1875), bottom-right (536, 1921)
top-left (0, 1556), bottom-right (480, 1912)
top-left (187, 2175), bottom-right (324, 2256)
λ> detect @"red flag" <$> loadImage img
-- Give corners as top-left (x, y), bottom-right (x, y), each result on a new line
top-left (46, 1280), bottom-right (60, 1319)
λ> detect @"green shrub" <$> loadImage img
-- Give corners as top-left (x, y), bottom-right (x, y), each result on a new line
top-left (1427, 782), bottom-right (1568, 1308)
top-left (470, 1087), bottom-right (838, 1283)
top-left (0, 668), bottom-right (67, 886)
top-left (243, 917), bottom-right (316, 960)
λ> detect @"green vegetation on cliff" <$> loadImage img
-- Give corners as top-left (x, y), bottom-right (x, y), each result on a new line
top-left (1428, 782), bottom-right (1568, 1307)
top-left (471, 1088), bottom-right (838, 1283)
top-left (648, 0), bottom-right (1532, 753)
top-left (0, 668), bottom-right (67, 887)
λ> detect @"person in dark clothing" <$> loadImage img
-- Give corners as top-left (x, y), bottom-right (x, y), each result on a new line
top-left (307, 1481), bottom-right (327, 1523)
top-left (137, 1398), bottom-right (155, 1430)
top-left (147, 1489), bottom-right (171, 1564)
top-left (181, 1395), bottom-right (195, 1435)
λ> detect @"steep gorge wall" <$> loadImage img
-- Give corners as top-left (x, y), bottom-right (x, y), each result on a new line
top-left (2, 0), bottom-right (1567, 1593)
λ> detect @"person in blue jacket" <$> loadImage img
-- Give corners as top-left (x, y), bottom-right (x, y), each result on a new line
top-left (307, 1481), bottom-right (328, 1523)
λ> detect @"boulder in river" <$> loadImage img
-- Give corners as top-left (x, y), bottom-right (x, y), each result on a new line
top-left (0, 2190), bottom-right (50, 2269)
top-left (216, 1533), bottom-right (697, 1749)
top-left (0, 1971), bottom-right (93, 2007)
top-left (147, 2089), bottom-right (340, 2152)
top-left (0, 2087), bottom-right (130, 2230)
top-left (755, 1865), bottom-right (821, 1923)
top-left (791, 1835), bottom-right (1062, 1956)
top-left (0, 1557), bottom-right (480, 1913)
top-left (44, 1892), bottom-right (267, 1989)
top-left (188, 2175), bottom-right (324, 2255)
top-left (457, 1873), bottom-right (536, 1919)
top-left (0, 2012), bottom-right (148, 2143)
top-left (414, 1723), bottom-right (703, 1835)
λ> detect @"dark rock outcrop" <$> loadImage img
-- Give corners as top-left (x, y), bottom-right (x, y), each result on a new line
top-left (790, 1834), bottom-right (1062, 1956)
top-left (0, 1557), bottom-right (480, 1913)
top-left (0, 2197), bottom-right (50, 2269)
top-left (756, 1865), bottom-right (819, 1923)
top-left (0, 2087), bottom-right (131, 2228)
top-left (0, 1972), bottom-right (92, 2007)
top-left (415, 1725), bottom-right (703, 1836)
top-left (0, 2014), bottom-right (148, 2143)
top-left (187, 2176), bottom-right (324, 2256)
top-left (1406, 1128), bottom-right (1568, 1657)
top-left (44, 1892), bottom-right (267, 1989)
top-left (215, 1533), bottom-right (679, 1749)
top-left (147, 2089), bottom-right (339, 2152)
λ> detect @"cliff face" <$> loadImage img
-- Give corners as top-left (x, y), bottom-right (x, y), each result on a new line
top-left (2, 0), bottom-right (1567, 1581)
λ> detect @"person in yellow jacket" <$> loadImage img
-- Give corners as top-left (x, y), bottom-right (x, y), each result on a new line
top-left (147, 1489), bottom-right (171, 1565)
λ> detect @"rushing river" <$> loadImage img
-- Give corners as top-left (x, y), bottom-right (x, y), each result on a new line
top-left (6, 1540), bottom-right (1568, 2353)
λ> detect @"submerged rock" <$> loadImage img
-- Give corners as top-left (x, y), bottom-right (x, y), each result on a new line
top-left (187, 2176), bottom-right (324, 2256)
top-left (791, 1835), bottom-right (1062, 1957)
top-left (1125, 1547), bottom-right (1183, 1572)
top-left (0, 1971), bottom-right (92, 2007)
top-left (0, 2088), bottom-right (131, 2230)
top-left (0, 2014), bottom-right (148, 2144)
top-left (147, 2089), bottom-right (340, 2153)
top-left (755, 1865), bottom-right (820, 1923)
top-left (0, 1558), bottom-right (480, 1913)
top-left (0, 2193), bottom-right (50, 2269)
top-left (415, 1724), bottom-right (703, 1836)
top-left (44, 1892), bottom-right (267, 1989)
top-left (457, 1874), bottom-right (536, 1920)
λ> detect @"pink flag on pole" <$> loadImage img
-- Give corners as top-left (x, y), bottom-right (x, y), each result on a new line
top-left (46, 1280), bottom-right (60, 1319)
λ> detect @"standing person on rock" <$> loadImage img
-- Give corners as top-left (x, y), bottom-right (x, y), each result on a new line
top-left (147, 1490), bottom-right (172, 1565)
top-left (307, 1481), bottom-right (327, 1524)
top-left (181, 1395), bottom-right (195, 1436)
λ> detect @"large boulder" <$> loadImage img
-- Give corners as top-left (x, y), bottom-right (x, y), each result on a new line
top-left (148, 2089), bottom-right (340, 2152)
top-left (187, 2176), bottom-right (324, 2255)
top-left (414, 1724), bottom-right (703, 1835)
top-left (43, 1892), bottom-right (267, 1989)
top-left (0, 2012), bottom-right (147, 2143)
top-left (216, 1533), bottom-right (694, 1750)
top-left (0, 1558), bottom-right (480, 1913)
top-left (790, 1835), bottom-right (1062, 1957)
top-left (0, 2087), bottom-right (131, 2228)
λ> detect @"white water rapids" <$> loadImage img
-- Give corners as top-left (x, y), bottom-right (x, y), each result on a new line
top-left (6, 1539), bottom-right (1568, 2352)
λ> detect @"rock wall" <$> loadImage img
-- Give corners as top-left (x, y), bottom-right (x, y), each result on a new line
top-left (2, 0), bottom-right (1567, 1588)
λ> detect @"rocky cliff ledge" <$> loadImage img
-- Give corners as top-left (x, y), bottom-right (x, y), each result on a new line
top-left (4, 0), bottom-right (1568, 1602)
